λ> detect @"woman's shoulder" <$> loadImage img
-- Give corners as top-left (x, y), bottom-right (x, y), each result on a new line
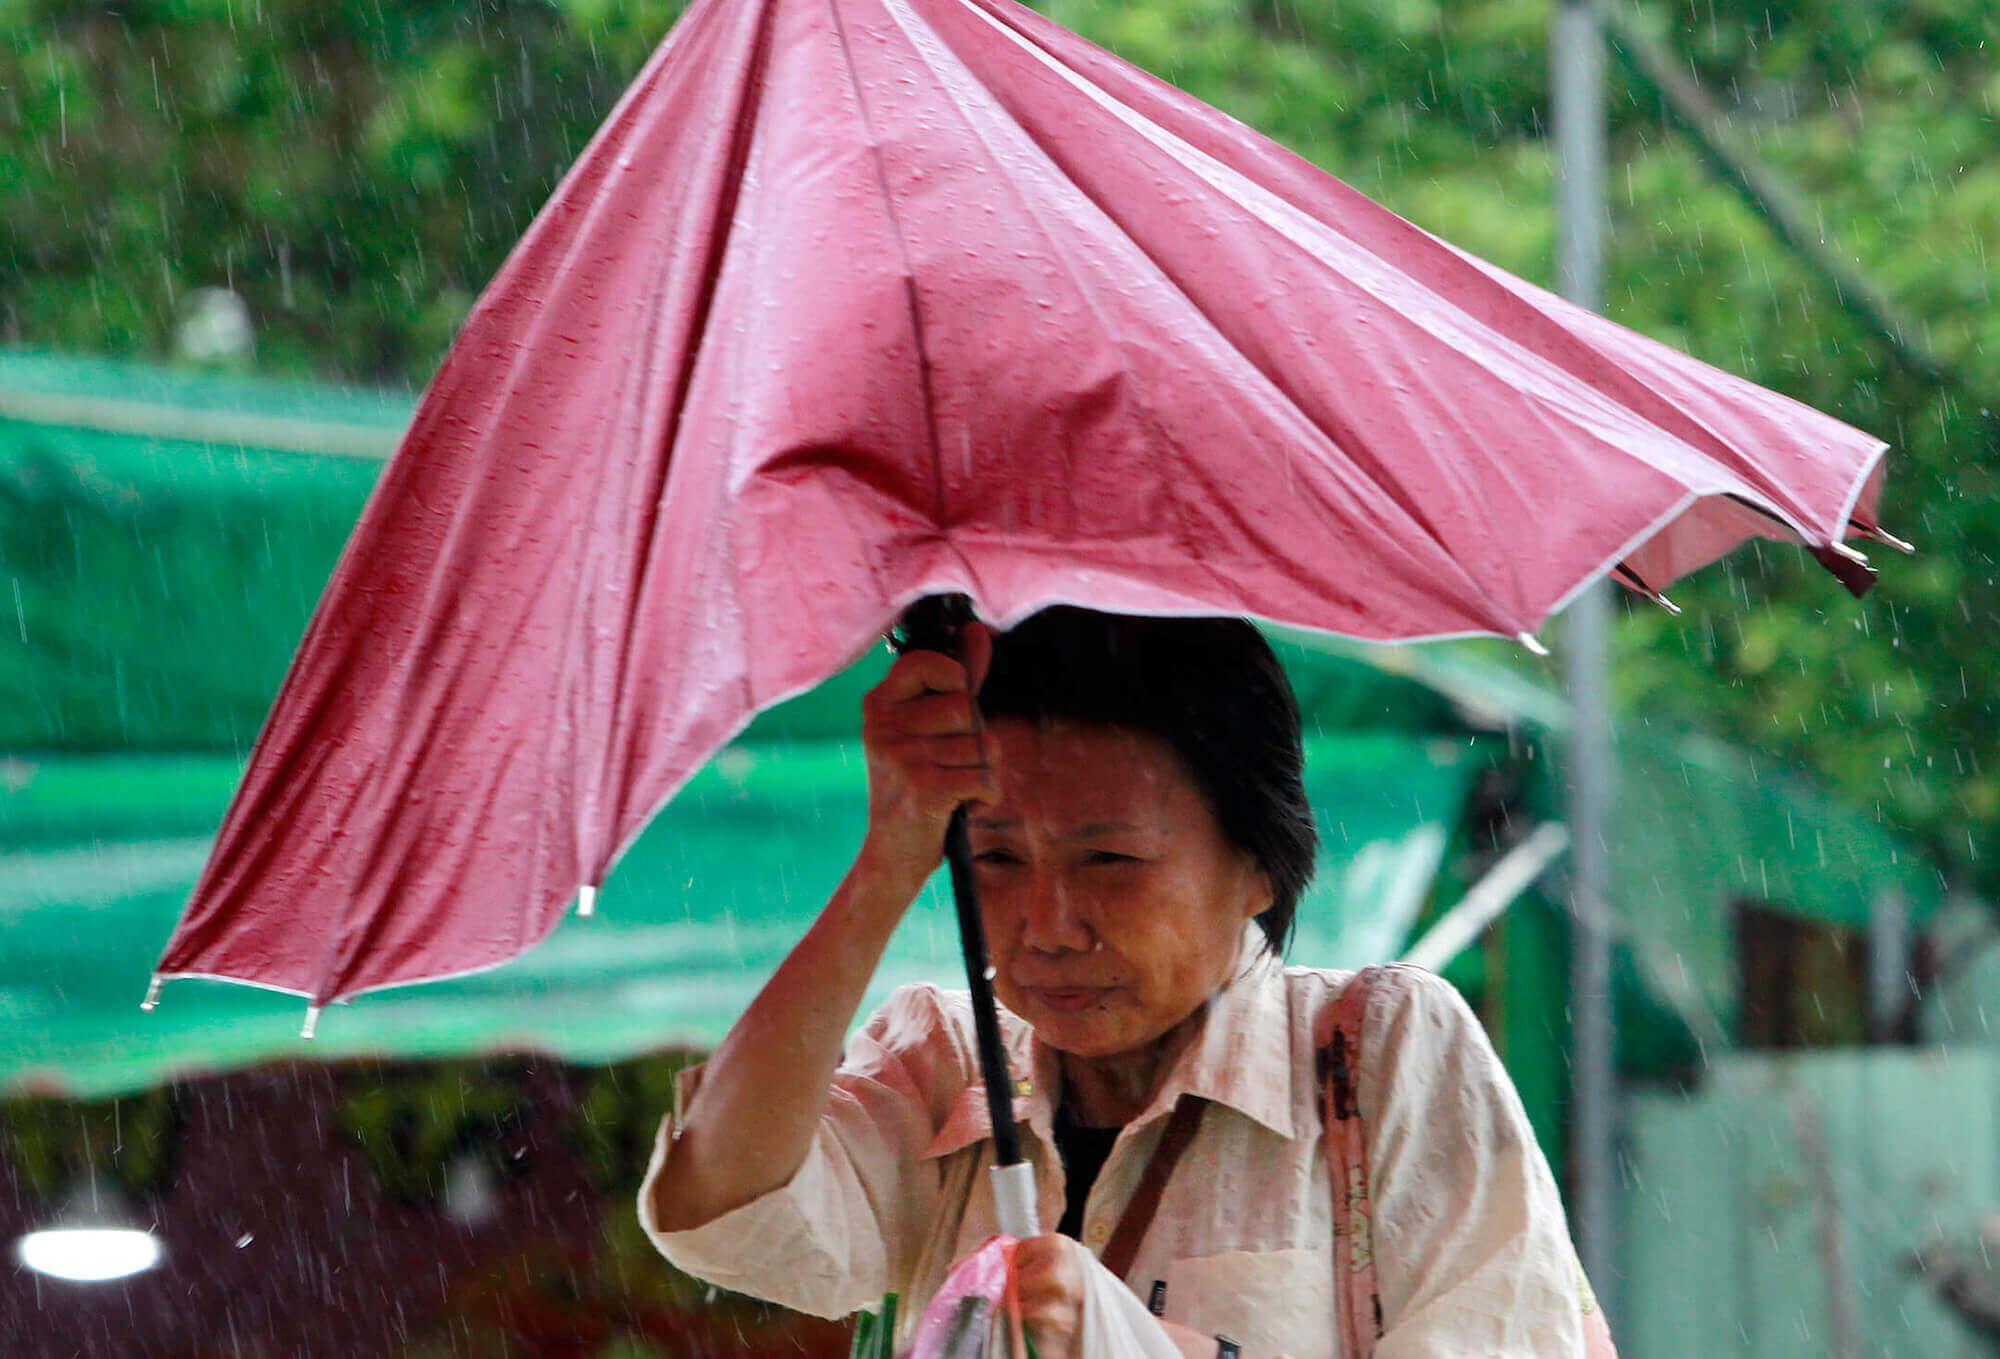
top-left (849, 982), bottom-right (1011, 1081)
top-left (1279, 958), bottom-right (1457, 1004)
top-left (1282, 963), bottom-right (1517, 1132)
top-left (856, 981), bottom-right (968, 1045)
top-left (1278, 962), bottom-right (1483, 1051)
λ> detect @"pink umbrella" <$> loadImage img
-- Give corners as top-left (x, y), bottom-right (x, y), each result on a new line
top-left (154, 0), bottom-right (1891, 1023)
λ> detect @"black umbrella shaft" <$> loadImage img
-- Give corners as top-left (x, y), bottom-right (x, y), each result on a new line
top-left (896, 594), bottom-right (1024, 1169)
top-left (943, 805), bottom-right (1023, 1167)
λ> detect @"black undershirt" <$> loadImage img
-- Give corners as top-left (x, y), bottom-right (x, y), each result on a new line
top-left (1052, 1101), bottom-right (1122, 1240)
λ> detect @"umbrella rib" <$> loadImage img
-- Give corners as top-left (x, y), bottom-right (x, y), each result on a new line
top-left (383, 0), bottom-right (757, 752)
top-left (903, 1), bottom-right (1527, 625)
top-left (590, 0), bottom-right (785, 886)
top-left (966, 0), bottom-right (1853, 531)
top-left (935, 1), bottom-right (1502, 577)
top-left (955, 7), bottom-right (1461, 542)
top-left (827, 0), bottom-right (952, 534)
top-left (322, 0), bottom-right (779, 1001)
top-left (950, 0), bottom-right (1889, 605)
top-left (881, 6), bottom-right (1233, 590)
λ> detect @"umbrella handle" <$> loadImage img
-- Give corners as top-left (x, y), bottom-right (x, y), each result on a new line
top-left (892, 593), bottom-right (978, 657)
top-left (942, 804), bottom-right (1028, 1169)
top-left (895, 596), bottom-right (1030, 1172)
top-left (990, 1161), bottom-right (1041, 1240)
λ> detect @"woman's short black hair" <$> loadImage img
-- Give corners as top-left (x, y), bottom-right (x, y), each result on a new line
top-left (978, 606), bottom-right (1317, 957)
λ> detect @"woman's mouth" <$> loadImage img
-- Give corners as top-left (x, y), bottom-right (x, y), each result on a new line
top-left (1029, 986), bottom-right (1112, 1013)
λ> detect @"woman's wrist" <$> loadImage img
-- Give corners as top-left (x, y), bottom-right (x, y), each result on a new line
top-left (850, 830), bottom-right (943, 906)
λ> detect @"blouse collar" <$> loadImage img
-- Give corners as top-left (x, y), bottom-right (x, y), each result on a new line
top-left (923, 926), bottom-right (1297, 1159)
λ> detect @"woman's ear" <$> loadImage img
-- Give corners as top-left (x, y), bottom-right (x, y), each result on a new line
top-left (1240, 860), bottom-right (1274, 921)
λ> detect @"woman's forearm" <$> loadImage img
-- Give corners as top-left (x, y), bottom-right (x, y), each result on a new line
top-left (646, 848), bottom-right (928, 1231)
top-left (650, 632), bottom-right (995, 1232)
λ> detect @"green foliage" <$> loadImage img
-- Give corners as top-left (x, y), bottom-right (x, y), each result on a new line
top-left (335, 1059), bottom-right (533, 1202)
top-left (0, 1086), bottom-right (182, 1199)
top-left (1588, 5), bottom-right (2000, 899)
top-left (1, 0), bottom-right (691, 382)
top-left (570, 1051), bottom-right (698, 1194)
top-left (4, 0), bottom-right (1997, 895)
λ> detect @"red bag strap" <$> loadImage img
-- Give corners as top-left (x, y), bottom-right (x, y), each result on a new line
top-left (1318, 966), bottom-right (1386, 1358)
top-left (1318, 965), bottom-right (1620, 1358)
top-left (1100, 1096), bottom-right (1207, 1282)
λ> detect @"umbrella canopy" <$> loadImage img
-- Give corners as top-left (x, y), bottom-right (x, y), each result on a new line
top-left (0, 349), bottom-right (1480, 1092)
top-left (156, 0), bottom-right (1890, 1009)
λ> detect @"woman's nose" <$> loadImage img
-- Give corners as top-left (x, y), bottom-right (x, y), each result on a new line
top-left (1019, 877), bottom-right (1093, 953)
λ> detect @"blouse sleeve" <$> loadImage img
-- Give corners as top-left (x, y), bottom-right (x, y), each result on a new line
top-left (637, 983), bottom-right (965, 1319)
top-left (1355, 965), bottom-right (1590, 1357)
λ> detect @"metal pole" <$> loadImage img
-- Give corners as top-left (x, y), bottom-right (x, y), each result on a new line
top-left (1553, 0), bottom-right (1619, 1311)
top-left (1867, 888), bottom-right (1910, 1042)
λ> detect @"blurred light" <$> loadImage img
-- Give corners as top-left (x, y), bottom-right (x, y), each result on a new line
top-left (442, 1153), bottom-right (499, 1228)
top-left (173, 287), bottom-right (255, 364)
top-left (15, 1227), bottom-right (163, 1282)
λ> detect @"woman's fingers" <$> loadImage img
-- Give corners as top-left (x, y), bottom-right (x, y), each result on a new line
top-left (857, 636), bottom-right (1002, 877)
top-left (864, 650), bottom-right (995, 776)
top-left (1011, 1233), bottom-right (1081, 1291)
top-left (871, 647), bottom-right (974, 704)
top-left (870, 619), bottom-right (994, 707)
top-left (868, 690), bottom-right (980, 739)
top-left (1011, 1235), bottom-right (1085, 1359)
top-left (881, 732), bottom-right (994, 771)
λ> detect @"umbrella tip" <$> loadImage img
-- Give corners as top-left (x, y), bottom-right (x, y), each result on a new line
top-left (1515, 631), bottom-right (1551, 658)
top-left (577, 884), bottom-right (599, 918)
top-left (140, 976), bottom-right (163, 1013)
top-left (1849, 517), bottom-right (1917, 554)
top-left (300, 1005), bottom-right (322, 1041)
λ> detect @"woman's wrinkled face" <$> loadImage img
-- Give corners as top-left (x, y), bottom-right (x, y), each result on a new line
top-left (969, 717), bottom-right (1272, 1059)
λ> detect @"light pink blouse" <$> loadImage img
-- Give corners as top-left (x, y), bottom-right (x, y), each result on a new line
top-left (640, 946), bottom-right (1591, 1357)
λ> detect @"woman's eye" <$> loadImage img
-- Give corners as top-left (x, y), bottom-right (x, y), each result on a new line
top-left (1086, 851), bottom-right (1141, 866)
top-left (973, 848), bottom-right (1021, 866)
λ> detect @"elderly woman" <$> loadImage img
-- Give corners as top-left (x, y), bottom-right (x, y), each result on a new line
top-left (642, 608), bottom-right (1594, 1357)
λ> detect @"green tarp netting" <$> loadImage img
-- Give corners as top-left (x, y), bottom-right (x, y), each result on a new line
top-left (1, 730), bottom-right (1483, 1098)
top-left (1, 351), bottom-right (397, 751)
top-left (1606, 727), bottom-right (1943, 1044)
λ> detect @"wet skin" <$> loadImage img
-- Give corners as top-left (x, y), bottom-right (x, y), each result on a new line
top-left (967, 716), bottom-right (1271, 1126)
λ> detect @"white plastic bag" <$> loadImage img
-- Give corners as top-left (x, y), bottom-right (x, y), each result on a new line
top-left (902, 1237), bottom-right (1183, 1359)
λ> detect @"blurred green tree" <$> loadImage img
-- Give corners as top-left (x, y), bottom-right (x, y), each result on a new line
top-left (1, 0), bottom-right (694, 381)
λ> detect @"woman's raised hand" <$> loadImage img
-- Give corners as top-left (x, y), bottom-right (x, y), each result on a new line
top-left (859, 622), bottom-right (999, 886)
